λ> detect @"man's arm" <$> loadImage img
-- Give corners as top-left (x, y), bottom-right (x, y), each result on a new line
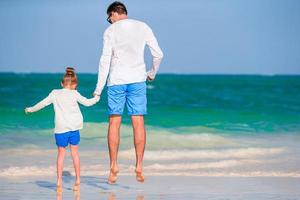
top-left (145, 25), bottom-right (164, 80)
top-left (94, 29), bottom-right (113, 96)
top-left (25, 91), bottom-right (53, 113)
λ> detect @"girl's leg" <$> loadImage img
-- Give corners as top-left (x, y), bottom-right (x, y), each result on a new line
top-left (70, 144), bottom-right (80, 186)
top-left (57, 147), bottom-right (66, 187)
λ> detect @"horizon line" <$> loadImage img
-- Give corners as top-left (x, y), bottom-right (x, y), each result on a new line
top-left (0, 71), bottom-right (300, 76)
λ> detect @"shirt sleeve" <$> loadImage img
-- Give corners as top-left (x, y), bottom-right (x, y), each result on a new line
top-left (27, 90), bottom-right (54, 112)
top-left (94, 28), bottom-right (113, 96)
top-left (145, 24), bottom-right (164, 80)
top-left (76, 91), bottom-right (100, 107)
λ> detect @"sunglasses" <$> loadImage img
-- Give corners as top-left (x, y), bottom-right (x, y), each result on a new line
top-left (107, 13), bottom-right (112, 24)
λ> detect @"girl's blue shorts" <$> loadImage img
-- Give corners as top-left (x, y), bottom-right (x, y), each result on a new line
top-left (54, 130), bottom-right (80, 147)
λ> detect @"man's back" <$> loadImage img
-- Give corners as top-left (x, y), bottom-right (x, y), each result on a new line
top-left (94, 19), bottom-right (163, 95)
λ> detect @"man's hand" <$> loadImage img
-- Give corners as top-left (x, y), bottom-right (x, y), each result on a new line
top-left (147, 76), bottom-right (154, 81)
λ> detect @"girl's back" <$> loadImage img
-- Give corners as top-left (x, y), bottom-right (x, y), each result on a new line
top-left (25, 68), bottom-right (99, 133)
top-left (51, 88), bottom-right (84, 133)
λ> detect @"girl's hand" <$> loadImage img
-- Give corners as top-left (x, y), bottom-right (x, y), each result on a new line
top-left (24, 108), bottom-right (30, 114)
top-left (95, 95), bottom-right (100, 102)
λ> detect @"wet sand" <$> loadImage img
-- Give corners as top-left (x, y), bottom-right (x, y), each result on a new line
top-left (1, 175), bottom-right (300, 200)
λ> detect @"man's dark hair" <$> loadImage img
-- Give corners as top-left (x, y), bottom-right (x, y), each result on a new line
top-left (107, 1), bottom-right (127, 15)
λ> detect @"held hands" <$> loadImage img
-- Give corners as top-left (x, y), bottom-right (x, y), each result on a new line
top-left (93, 93), bottom-right (101, 102)
top-left (147, 76), bottom-right (154, 81)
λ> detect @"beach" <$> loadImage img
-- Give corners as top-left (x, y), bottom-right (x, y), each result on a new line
top-left (1, 0), bottom-right (300, 197)
top-left (1, 123), bottom-right (300, 199)
top-left (0, 74), bottom-right (300, 199)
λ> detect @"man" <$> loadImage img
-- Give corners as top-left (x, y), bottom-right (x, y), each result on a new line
top-left (93, 1), bottom-right (163, 184)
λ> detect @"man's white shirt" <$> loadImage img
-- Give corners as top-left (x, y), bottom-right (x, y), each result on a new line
top-left (94, 19), bottom-right (164, 95)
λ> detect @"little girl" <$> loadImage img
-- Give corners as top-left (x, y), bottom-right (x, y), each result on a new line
top-left (25, 67), bottom-right (99, 193)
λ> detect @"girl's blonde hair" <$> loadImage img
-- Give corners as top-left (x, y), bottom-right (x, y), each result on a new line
top-left (62, 67), bottom-right (78, 87)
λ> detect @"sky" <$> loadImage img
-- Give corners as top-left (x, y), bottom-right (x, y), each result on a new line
top-left (0, 0), bottom-right (299, 74)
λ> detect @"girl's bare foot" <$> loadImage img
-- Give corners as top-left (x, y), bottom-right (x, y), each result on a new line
top-left (108, 168), bottom-right (119, 184)
top-left (73, 183), bottom-right (80, 191)
top-left (56, 184), bottom-right (63, 193)
top-left (135, 169), bottom-right (145, 183)
top-left (56, 179), bottom-right (63, 193)
top-left (73, 179), bottom-right (80, 191)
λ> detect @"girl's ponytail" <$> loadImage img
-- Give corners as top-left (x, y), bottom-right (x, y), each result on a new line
top-left (62, 67), bottom-right (78, 87)
top-left (65, 67), bottom-right (75, 76)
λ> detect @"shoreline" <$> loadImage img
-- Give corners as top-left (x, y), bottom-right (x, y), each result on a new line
top-left (1, 175), bottom-right (300, 200)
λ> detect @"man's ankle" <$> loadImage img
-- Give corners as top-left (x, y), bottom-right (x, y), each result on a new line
top-left (135, 166), bottom-right (143, 173)
top-left (110, 164), bottom-right (119, 169)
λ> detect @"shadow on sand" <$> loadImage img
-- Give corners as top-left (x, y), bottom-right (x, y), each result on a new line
top-left (35, 171), bottom-right (144, 199)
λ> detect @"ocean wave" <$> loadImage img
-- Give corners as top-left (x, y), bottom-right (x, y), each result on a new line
top-left (0, 166), bottom-right (56, 177)
top-left (75, 123), bottom-right (243, 149)
top-left (3, 122), bottom-right (298, 151)
top-left (140, 171), bottom-right (300, 177)
top-left (1, 147), bottom-right (286, 162)
top-left (146, 85), bottom-right (155, 90)
top-left (1, 165), bottom-right (299, 178)
top-left (143, 159), bottom-right (262, 170)
top-left (119, 147), bottom-right (286, 161)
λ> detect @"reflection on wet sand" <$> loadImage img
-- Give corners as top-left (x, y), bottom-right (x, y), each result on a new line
top-left (56, 191), bottom-right (144, 200)
top-left (74, 191), bottom-right (80, 200)
top-left (56, 192), bottom-right (61, 200)
top-left (56, 191), bottom-right (80, 200)
top-left (108, 193), bottom-right (144, 200)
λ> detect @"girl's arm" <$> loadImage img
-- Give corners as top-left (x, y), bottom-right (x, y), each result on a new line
top-left (25, 91), bottom-right (54, 113)
top-left (76, 91), bottom-right (100, 107)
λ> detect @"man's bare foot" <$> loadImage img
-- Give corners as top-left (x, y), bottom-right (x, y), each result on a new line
top-left (135, 169), bottom-right (145, 183)
top-left (108, 168), bottom-right (119, 184)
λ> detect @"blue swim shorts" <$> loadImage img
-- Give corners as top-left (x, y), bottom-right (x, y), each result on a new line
top-left (54, 130), bottom-right (80, 147)
top-left (107, 81), bottom-right (147, 115)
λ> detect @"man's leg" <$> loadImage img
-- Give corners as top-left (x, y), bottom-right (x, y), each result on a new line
top-left (126, 82), bottom-right (147, 182)
top-left (107, 84), bottom-right (126, 184)
top-left (131, 115), bottom-right (146, 182)
top-left (107, 115), bottom-right (122, 183)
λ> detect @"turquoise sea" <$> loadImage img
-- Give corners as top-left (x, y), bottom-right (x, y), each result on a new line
top-left (1, 73), bottom-right (300, 133)
top-left (0, 73), bottom-right (299, 178)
